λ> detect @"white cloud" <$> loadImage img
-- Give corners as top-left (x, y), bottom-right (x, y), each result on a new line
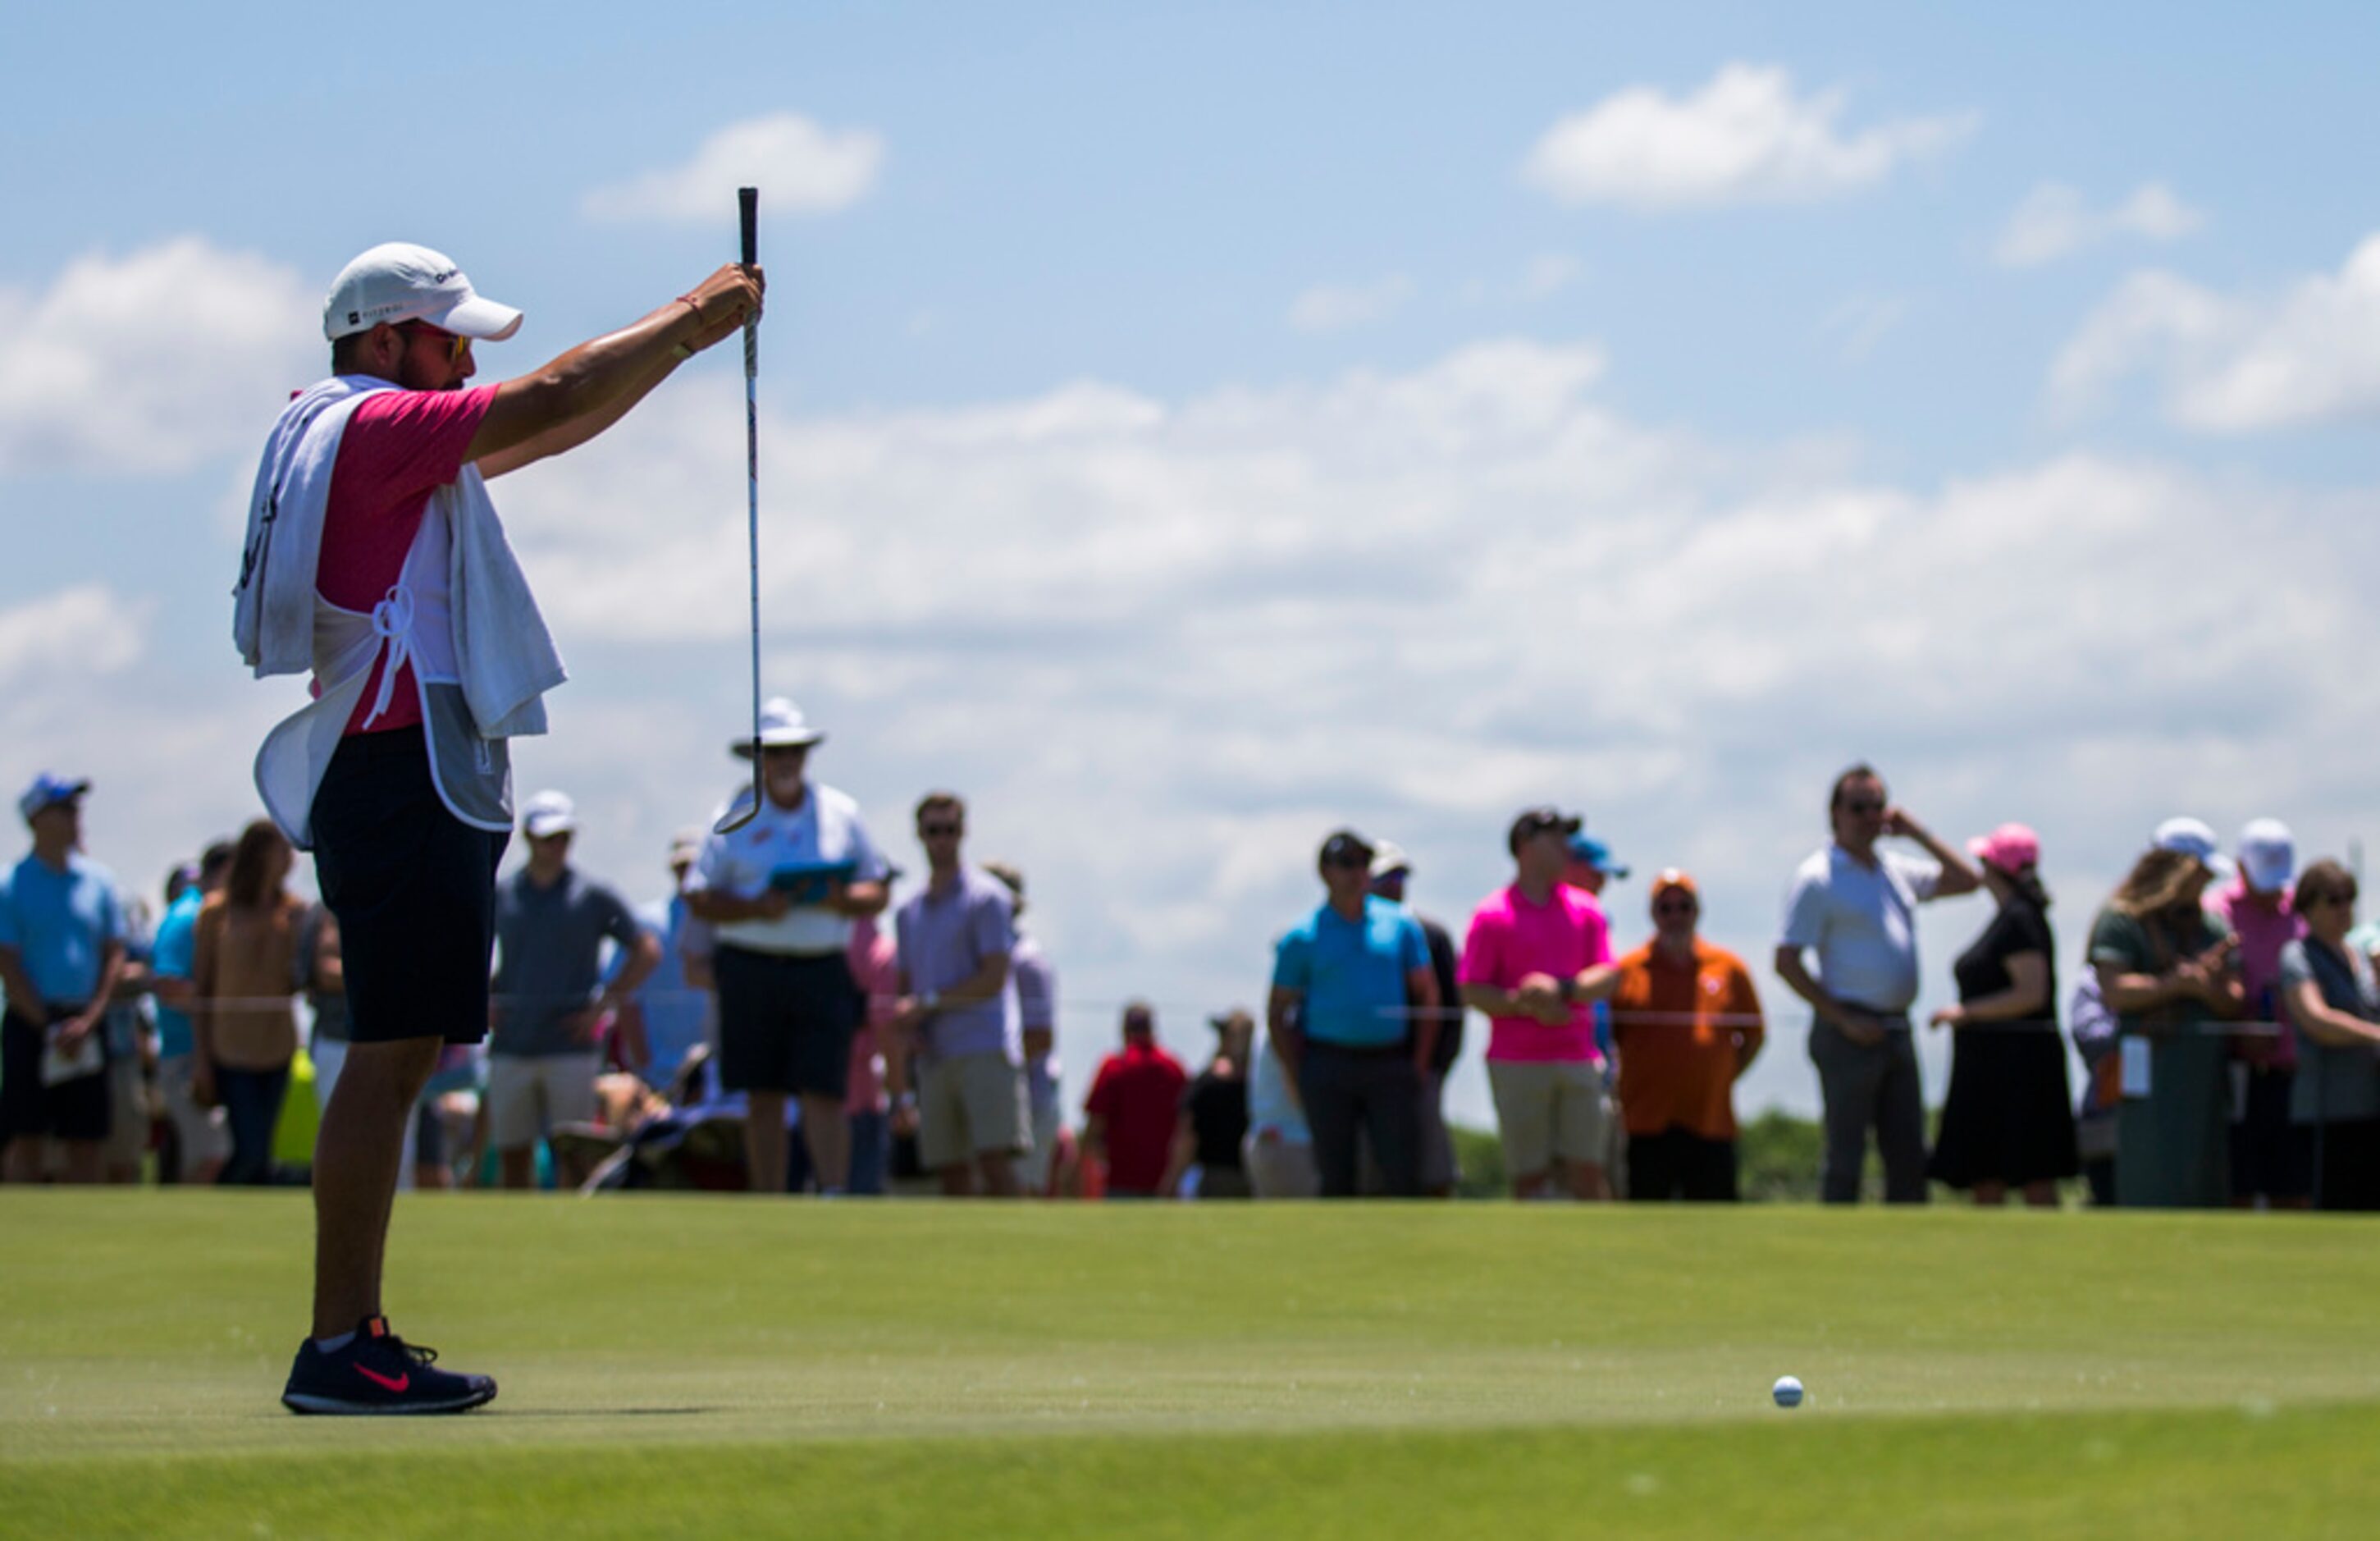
top-left (582, 112), bottom-right (885, 224)
top-left (1521, 63), bottom-right (1976, 209)
top-left (0, 585), bottom-right (148, 688)
top-left (2050, 233), bottom-right (2380, 430)
top-left (1288, 275), bottom-right (1414, 333)
top-left (0, 238), bottom-right (317, 475)
top-left (1994, 181), bottom-right (2205, 268)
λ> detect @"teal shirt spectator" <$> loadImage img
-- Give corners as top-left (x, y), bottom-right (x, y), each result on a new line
top-left (149, 888), bottom-right (204, 1059)
top-left (0, 852), bottom-right (123, 1008)
top-left (1271, 895), bottom-right (1428, 1049)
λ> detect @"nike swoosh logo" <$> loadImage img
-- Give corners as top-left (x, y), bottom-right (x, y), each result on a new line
top-left (354, 1365), bottom-right (410, 1393)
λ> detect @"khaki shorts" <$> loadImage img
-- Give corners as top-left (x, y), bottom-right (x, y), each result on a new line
top-left (1488, 1059), bottom-right (1611, 1178)
top-left (1242, 1128), bottom-right (1319, 1199)
top-left (156, 1054), bottom-right (229, 1170)
top-left (486, 1053), bottom-right (601, 1150)
top-left (917, 1050), bottom-right (1027, 1172)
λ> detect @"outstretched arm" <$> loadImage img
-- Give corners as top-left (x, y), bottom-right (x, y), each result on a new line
top-left (472, 264), bottom-right (763, 478)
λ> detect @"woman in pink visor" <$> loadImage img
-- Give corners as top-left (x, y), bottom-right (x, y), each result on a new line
top-left (1926, 824), bottom-right (2079, 1206)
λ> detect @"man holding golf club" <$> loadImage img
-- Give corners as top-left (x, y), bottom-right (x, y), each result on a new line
top-left (236, 234), bottom-right (761, 1415)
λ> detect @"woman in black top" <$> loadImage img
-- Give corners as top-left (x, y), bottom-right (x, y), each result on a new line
top-left (1927, 824), bottom-right (2078, 1205)
top-left (1164, 1010), bottom-right (1253, 1199)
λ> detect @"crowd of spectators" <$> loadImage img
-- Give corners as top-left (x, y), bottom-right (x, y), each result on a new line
top-left (6, 738), bottom-right (2376, 1211)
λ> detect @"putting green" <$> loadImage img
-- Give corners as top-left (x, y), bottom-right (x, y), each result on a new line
top-left (4, 1191), bottom-right (2378, 1535)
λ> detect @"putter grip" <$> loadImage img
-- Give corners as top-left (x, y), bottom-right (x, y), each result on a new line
top-left (739, 187), bottom-right (758, 267)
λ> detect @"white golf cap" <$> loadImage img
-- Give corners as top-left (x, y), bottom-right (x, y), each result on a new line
top-left (323, 241), bottom-right (523, 342)
top-left (522, 789), bottom-right (577, 838)
top-left (733, 697), bottom-right (827, 758)
top-left (1368, 839), bottom-right (1412, 880)
top-left (2236, 818), bottom-right (2295, 894)
top-left (2152, 816), bottom-right (2235, 880)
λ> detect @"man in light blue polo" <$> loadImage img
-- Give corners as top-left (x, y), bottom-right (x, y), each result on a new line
top-left (0, 775), bottom-right (128, 1184)
top-left (1268, 829), bottom-right (1439, 1198)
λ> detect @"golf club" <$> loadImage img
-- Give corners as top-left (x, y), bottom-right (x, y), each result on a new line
top-left (715, 185), bottom-right (764, 835)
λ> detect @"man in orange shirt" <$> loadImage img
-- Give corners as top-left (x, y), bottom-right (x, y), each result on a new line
top-left (1610, 870), bottom-right (1763, 1201)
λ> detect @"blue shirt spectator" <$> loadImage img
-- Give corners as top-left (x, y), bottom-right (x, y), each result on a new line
top-left (0, 851), bottom-right (124, 1008)
top-left (631, 890), bottom-right (715, 1088)
top-left (1271, 894), bottom-right (1428, 1049)
top-left (151, 886), bottom-right (204, 1059)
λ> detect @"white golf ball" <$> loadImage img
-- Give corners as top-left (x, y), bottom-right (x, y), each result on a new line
top-left (1772, 1375), bottom-right (1804, 1409)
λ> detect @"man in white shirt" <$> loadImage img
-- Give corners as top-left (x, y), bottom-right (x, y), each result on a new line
top-left (687, 699), bottom-right (889, 1194)
top-left (1775, 764), bottom-right (1980, 1203)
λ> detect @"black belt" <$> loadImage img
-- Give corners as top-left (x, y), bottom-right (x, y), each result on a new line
top-left (1306, 1039), bottom-right (1408, 1059)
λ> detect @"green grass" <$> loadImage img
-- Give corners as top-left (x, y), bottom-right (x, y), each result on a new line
top-left (5, 1191), bottom-right (2379, 1536)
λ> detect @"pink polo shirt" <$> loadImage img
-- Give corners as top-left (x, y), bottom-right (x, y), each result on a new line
top-left (1459, 881), bottom-right (1612, 1064)
top-left (2209, 878), bottom-right (2304, 1070)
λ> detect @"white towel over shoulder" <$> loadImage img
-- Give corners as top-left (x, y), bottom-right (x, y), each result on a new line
top-left (232, 377), bottom-right (565, 736)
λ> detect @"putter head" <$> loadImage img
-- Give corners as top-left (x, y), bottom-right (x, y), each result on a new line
top-left (713, 743), bottom-right (763, 835)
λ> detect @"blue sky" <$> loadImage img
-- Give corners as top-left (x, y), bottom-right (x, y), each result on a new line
top-left (7, 2), bottom-right (2380, 1123)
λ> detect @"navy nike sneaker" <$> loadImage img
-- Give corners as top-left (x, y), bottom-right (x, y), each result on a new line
top-left (281, 1315), bottom-right (498, 1415)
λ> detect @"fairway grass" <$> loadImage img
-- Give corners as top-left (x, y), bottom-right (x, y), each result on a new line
top-left (5, 1191), bottom-right (2379, 1535)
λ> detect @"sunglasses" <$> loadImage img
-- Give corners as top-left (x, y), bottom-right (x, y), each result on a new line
top-left (1653, 900), bottom-right (1697, 916)
top-left (1841, 799), bottom-right (1886, 816)
top-left (400, 321), bottom-right (472, 367)
top-left (918, 822), bottom-right (963, 838)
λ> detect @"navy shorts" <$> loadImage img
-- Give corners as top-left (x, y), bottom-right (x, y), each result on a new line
top-left (713, 946), bottom-right (860, 1098)
top-left (1, 1008), bottom-right (111, 1145)
top-left (310, 728), bottom-right (509, 1046)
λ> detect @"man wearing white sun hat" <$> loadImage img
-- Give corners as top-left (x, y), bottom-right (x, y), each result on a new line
top-left (688, 698), bottom-right (891, 1195)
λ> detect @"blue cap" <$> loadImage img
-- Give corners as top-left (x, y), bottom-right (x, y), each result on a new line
top-left (18, 772), bottom-right (90, 823)
top-left (1566, 832), bottom-right (1629, 880)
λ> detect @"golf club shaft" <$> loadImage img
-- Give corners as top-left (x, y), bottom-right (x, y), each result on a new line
top-left (742, 185), bottom-right (761, 783)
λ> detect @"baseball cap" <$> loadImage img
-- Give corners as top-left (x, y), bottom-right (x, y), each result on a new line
top-left (522, 789), bottom-right (577, 839)
top-left (1509, 807), bottom-right (1583, 854)
top-left (2152, 816), bottom-right (2236, 880)
top-left (2236, 818), bottom-right (2295, 894)
top-left (1565, 831), bottom-right (1629, 880)
top-left (1967, 823), bottom-right (2042, 876)
top-left (1319, 829), bottom-right (1375, 867)
top-left (324, 242), bottom-right (523, 343)
top-left (18, 772), bottom-right (89, 823)
top-left (1649, 868), bottom-right (1698, 903)
top-left (1368, 839), bottom-right (1412, 880)
top-left (734, 697), bottom-right (828, 758)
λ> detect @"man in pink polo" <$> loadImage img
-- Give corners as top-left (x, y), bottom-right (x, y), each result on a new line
top-left (1459, 807), bottom-right (1623, 1200)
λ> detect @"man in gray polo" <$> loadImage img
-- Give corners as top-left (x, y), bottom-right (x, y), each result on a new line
top-left (487, 790), bottom-right (659, 1189)
top-left (889, 793), bottom-right (1024, 1196)
top-left (1775, 764), bottom-right (1980, 1203)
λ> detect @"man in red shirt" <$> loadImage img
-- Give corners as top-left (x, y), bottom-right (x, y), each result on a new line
top-left (1610, 870), bottom-right (1765, 1201)
top-left (253, 242), bottom-right (761, 1415)
top-left (1083, 1001), bottom-right (1190, 1198)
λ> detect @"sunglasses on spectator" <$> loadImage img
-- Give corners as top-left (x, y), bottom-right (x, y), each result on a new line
top-left (400, 321), bottom-right (471, 367)
top-left (1653, 899), bottom-right (1697, 916)
top-left (1841, 799), bottom-right (1886, 816)
top-left (918, 822), bottom-right (963, 837)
